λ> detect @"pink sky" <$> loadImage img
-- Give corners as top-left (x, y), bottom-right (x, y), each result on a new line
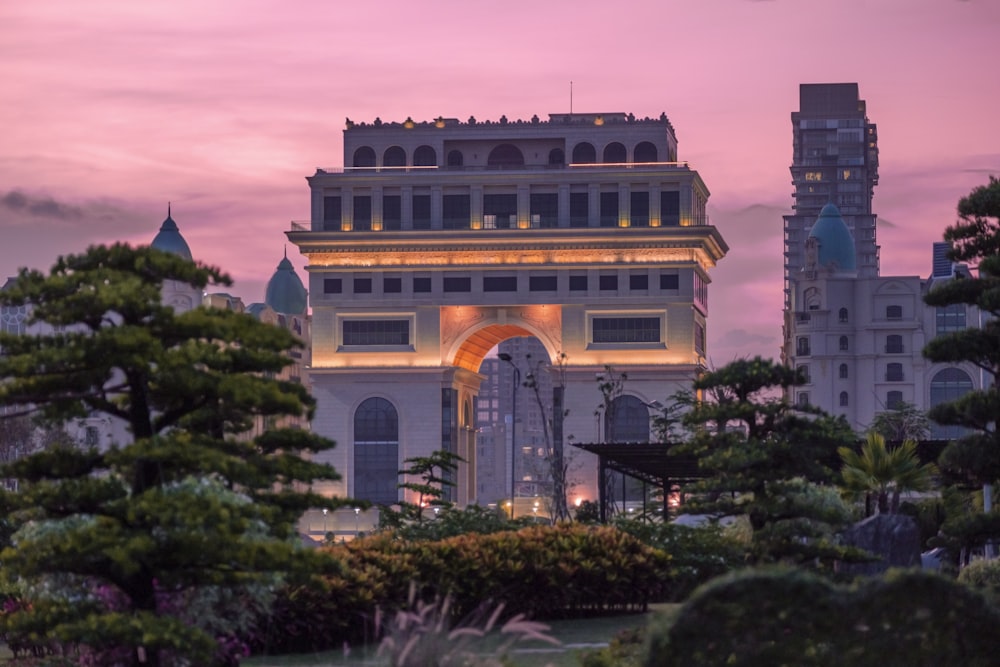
top-left (2, 0), bottom-right (998, 363)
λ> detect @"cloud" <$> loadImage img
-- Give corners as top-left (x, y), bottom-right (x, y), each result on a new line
top-left (1, 190), bottom-right (84, 220)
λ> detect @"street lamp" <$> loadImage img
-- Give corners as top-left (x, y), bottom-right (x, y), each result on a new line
top-left (322, 508), bottom-right (328, 538)
top-left (353, 507), bottom-right (360, 536)
top-left (498, 352), bottom-right (520, 519)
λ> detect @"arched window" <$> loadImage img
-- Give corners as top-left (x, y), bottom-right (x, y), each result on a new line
top-left (413, 145), bottom-right (437, 166)
top-left (447, 150), bottom-right (464, 167)
top-left (604, 395), bottom-right (650, 443)
top-left (353, 146), bottom-right (376, 168)
top-left (930, 368), bottom-right (974, 439)
top-left (354, 397), bottom-right (399, 505)
top-left (839, 335), bottom-right (849, 351)
top-left (886, 363), bottom-right (904, 382)
top-left (839, 363), bottom-right (849, 379)
top-left (572, 142), bottom-right (596, 164)
top-left (634, 141), bottom-right (657, 163)
top-left (487, 144), bottom-right (524, 167)
top-left (604, 395), bottom-right (649, 505)
top-left (838, 307), bottom-right (849, 323)
top-left (603, 142), bottom-right (626, 163)
top-left (839, 391), bottom-right (849, 407)
top-left (548, 148), bottom-right (565, 166)
top-left (383, 146), bottom-right (406, 167)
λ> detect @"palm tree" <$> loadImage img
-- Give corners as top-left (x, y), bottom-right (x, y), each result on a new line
top-left (839, 433), bottom-right (938, 515)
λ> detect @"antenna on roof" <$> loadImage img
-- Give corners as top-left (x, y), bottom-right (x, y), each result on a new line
top-left (168, 201), bottom-right (172, 218)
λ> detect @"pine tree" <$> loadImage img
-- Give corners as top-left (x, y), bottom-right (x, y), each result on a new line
top-left (677, 357), bottom-right (857, 564)
top-left (0, 244), bottom-right (343, 666)
top-left (923, 177), bottom-right (1000, 486)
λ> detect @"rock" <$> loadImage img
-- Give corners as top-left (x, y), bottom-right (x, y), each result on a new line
top-left (840, 513), bottom-right (922, 576)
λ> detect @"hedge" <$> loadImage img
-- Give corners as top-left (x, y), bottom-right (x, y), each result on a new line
top-left (254, 523), bottom-right (674, 654)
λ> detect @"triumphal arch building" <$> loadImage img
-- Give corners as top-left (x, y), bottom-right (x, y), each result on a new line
top-left (288, 112), bottom-right (727, 510)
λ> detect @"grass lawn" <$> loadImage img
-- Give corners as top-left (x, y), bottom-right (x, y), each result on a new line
top-left (244, 604), bottom-right (677, 667)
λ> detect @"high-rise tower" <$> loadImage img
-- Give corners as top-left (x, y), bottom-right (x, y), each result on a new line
top-left (783, 83), bottom-right (880, 306)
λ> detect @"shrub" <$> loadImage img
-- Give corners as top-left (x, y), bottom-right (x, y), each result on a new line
top-left (254, 524), bottom-right (674, 655)
top-left (958, 558), bottom-right (1000, 602)
top-left (644, 568), bottom-right (1000, 667)
top-left (614, 520), bottom-right (746, 600)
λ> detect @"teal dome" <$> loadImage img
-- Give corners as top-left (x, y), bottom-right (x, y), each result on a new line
top-left (808, 203), bottom-right (856, 272)
top-left (151, 206), bottom-right (193, 261)
top-left (265, 254), bottom-right (308, 315)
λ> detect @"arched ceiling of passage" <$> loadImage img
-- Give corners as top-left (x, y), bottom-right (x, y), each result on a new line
top-left (452, 324), bottom-right (535, 372)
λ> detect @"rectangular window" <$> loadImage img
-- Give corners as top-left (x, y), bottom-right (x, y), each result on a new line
top-left (798, 392), bottom-right (810, 407)
top-left (599, 275), bottom-right (618, 291)
top-left (629, 273), bottom-right (648, 291)
top-left (323, 196), bottom-right (342, 230)
top-left (483, 193), bottom-right (516, 229)
top-left (530, 193), bottom-right (558, 228)
top-left (886, 305), bottom-right (903, 320)
top-left (443, 194), bottom-right (471, 230)
top-left (886, 363), bottom-right (904, 382)
top-left (660, 273), bottom-right (679, 290)
top-left (936, 304), bottom-right (966, 333)
top-left (413, 277), bottom-right (432, 293)
top-left (569, 275), bottom-right (588, 291)
top-left (797, 364), bottom-right (810, 383)
top-left (443, 276), bottom-right (471, 292)
top-left (353, 196), bottom-right (372, 231)
top-left (570, 192), bottom-right (589, 227)
top-left (694, 273), bottom-right (708, 309)
top-left (323, 278), bottom-right (342, 294)
top-left (592, 317), bottom-right (661, 343)
top-left (412, 194), bottom-right (432, 230)
top-left (885, 335), bottom-right (904, 354)
top-left (84, 426), bottom-right (100, 447)
top-left (886, 391), bottom-right (904, 410)
top-left (630, 191), bottom-right (649, 227)
top-left (694, 323), bottom-right (705, 356)
top-left (483, 276), bottom-right (517, 292)
top-left (382, 195), bottom-right (402, 230)
top-left (529, 276), bottom-right (558, 292)
top-left (383, 277), bottom-right (402, 294)
top-left (660, 191), bottom-right (680, 227)
top-left (599, 192), bottom-right (618, 227)
top-left (343, 320), bottom-right (409, 346)
top-left (354, 278), bottom-right (372, 294)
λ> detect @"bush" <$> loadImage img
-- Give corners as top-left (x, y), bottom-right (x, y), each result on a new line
top-left (958, 558), bottom-right (1000, 602)
top-left (614, 520), bottom-right (746, 600)
top-left (644, 567), bottom-right (1000, 666)
top-left (254, 524), bottom-right (674, 655)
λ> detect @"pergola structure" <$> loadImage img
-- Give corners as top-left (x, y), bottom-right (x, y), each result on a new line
top-left (571, 441), bottom-right (703, 522)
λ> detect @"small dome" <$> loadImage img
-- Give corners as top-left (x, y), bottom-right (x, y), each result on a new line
top-left (150, 206), bottom-right (193, 261)
top-left (265, 254), bottom-right (308, 315)
top-left (808, 203), bottom-right (856, 272)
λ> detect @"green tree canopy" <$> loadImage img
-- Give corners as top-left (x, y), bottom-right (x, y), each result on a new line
top-left (923, 176), bottom-right (1000, 485)
top-left (676, 357), bottom-right (857, 564)
top-left (0, 244), bottom-right (343, 666)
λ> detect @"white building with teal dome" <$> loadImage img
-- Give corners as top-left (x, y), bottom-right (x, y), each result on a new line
top-left (151, 205), bottom-right (202, 313)
top-left (783, 204), bottom-right (984, 436)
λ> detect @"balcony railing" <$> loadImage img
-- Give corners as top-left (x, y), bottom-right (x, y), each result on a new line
top-left (289, 215), bottom-right (710, 232)
top-left (315, 161), bottom-right (691, 175)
